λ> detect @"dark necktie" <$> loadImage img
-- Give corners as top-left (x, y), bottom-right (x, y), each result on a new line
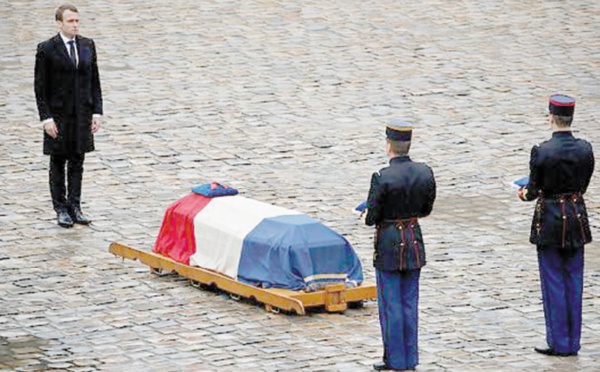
top-left (68, 40), bottom-right (76, 66)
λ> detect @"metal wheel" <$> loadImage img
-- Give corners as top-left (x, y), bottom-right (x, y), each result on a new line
top-left (265, 304), bottom-right (281, 314)
top-left (150, 267), bottom-right (163, 276)
top-left (348, 301), bottom-right (364, 309)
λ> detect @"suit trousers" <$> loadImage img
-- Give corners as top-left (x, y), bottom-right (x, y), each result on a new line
top-left (537, 245), bottom-right (584, 354)
top-left (49, 153), bottom-right (85, 213)
top-left (376, 268), bottom-right (420, 370)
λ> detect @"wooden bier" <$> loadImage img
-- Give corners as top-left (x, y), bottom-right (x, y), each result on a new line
top-left (109, 242), bottom-right (377, 315)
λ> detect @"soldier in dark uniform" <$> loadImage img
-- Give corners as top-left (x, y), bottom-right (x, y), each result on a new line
top-left (519, 94), bottom-right (594, 357)
top-left (364, 120), bottom-right (436, 371)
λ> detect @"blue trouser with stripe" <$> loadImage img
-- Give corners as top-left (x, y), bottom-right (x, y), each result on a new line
top-left (376, 268), bottom-right (420, 370)
top-left (537, 245), bottom-right (584, 354)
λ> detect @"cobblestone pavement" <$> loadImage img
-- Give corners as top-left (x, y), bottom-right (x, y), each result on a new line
top-left (1, 1), bottom-right (600, 371)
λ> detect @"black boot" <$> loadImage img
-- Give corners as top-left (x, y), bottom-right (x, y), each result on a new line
top-left (373, 361), bottom-right (389, 371)
top-left (70, 207), bottom-right (91, 225)
top-left (57, 210), bottom-right (74, 228)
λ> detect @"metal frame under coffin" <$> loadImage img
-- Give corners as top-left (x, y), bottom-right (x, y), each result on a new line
top-left (109, 242), bottom-right (377, 315)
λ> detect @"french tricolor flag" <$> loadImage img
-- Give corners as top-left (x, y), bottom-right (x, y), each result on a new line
top-left (153, 193), bottom-right (364, 291)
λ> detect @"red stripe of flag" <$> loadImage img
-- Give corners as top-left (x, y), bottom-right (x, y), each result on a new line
top-left (153, 193), bottom-right (212, 265)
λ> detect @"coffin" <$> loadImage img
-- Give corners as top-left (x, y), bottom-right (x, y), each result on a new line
top-left (152, 193), bottom-right (364, 291)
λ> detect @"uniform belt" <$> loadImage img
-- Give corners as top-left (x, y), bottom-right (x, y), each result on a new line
top-left (379, 217), bottom-right (419, 229)
top-left (542, 192), bottom-right (582, 200)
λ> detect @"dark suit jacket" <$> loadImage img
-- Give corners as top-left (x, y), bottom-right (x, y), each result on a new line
top-left (521, 131), bottom-right (594, 248)
top-left (365, 156), bottom-right (436, 271)
top-left (34, 34), bottom-right (102, 155)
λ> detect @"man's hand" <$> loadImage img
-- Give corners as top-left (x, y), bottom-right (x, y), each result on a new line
top-left (359, 209), bottom-right (368, 223)
top-left (44, 120), bottom-right (58, 139)
top-left (91, 116), bottom-right (102, 133)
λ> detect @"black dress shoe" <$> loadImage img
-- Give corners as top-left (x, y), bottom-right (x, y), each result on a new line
top-left (57, 210), bottom-right (74, 228)
top-left (373, 361), bottom-right (389, 371)
top-left (70, 207), bottom-right (91, 225)
top-left (534, 346), bottom-right (574, 357)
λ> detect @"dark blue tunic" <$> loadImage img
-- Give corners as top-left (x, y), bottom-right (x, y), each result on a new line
top-left (365, 156), bottom-right (436, 271)
top-left (521, 131), bottom-right (594, 248)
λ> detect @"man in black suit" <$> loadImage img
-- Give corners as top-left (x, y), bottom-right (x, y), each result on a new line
top-left (34, 4), bottom-right (103, 227)
top-left (364, 120), bottom-right (436, 371)
top-left (519, 94), bottom-right (594, 357)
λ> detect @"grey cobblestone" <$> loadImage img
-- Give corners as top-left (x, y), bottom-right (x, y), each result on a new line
top-left (2, 0), bottom-right (600, 371)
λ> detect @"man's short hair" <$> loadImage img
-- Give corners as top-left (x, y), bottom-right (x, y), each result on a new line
top-left (387, 139), bottom-right (411, 156)
top-left (55, 4), bottom-right (78, 21)
top-left (554, 115), bottom-right (573, 127)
